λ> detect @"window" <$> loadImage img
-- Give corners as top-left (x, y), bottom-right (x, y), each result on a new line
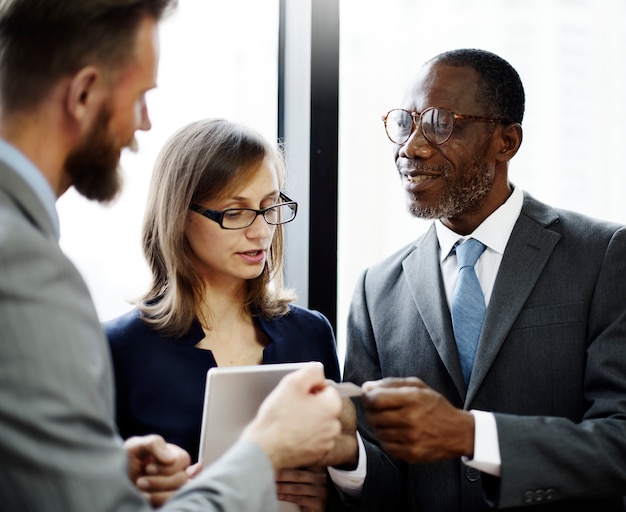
top-left (58, 0), bottom-right (279, 321)
top-left (58, 0), bottom-right (626, 368)
top-left (337, 0), bottom-right (626, 363)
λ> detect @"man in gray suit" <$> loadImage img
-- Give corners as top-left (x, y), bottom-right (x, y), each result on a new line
top-left (0, 1), bottom-right (343, 511)
top-left (329, 49), bottom-right (626, 510)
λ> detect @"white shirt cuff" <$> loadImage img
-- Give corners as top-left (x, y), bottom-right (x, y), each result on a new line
top-left (327, 432), bottom-right (367, 497)
top-left (462, 409), bottom-right (501, 476)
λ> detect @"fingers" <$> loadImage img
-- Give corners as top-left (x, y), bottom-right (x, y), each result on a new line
top-left (362, 376), bottom-right (426, 392)
top-left (278, 494), bottom-right (327, 512)
top-left (280, 363), bottom-right (327, 394)
top-left (243, 365), bottom-right (343, 471)
top-left (322, 398), bottom-right (358, 467)
top-left (358, 379), bottom-right (476, 463)
top-left (124, 435), bottom-right (192, 505)
top-left (156, 442), bottom-right (191, 469)
top-left (362, 383), bottom-right (427, 415)
top-left (135, 459), bottom-right (190, 506)
top-left (143, 453), bottom-right (190, 478)
top-left (339, 397), bottom-right (357, 432)
top-left (124, 434), bottom-right (167, 461)
top-left (186, 461), bottom-right (203, 478)
top-left (362, 383), bottom-right (439, 433)
top-left (276, 467), bottom-right (327, 486)
top-left (276, 468), bottom-right (328, 512)
top-left (125, 434), bottom-right (190, 468)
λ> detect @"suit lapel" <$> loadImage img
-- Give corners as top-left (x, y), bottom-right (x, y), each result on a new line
top-left (402, 225), bottom-right (467, 395)
top-left (466, 195), bottom-right (561, 404)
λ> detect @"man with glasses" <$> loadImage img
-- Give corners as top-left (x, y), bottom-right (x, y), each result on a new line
top-left (329, 48), bottom-right (626, 511)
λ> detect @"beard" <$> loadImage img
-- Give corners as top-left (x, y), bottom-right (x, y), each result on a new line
top-left (64, 105), bottom-right (135, 203)
top-left (406, 154), bottom-right (495, 220)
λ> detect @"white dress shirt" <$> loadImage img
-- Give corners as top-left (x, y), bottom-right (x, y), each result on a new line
top-left (330, 186), bottom-right (524, 491)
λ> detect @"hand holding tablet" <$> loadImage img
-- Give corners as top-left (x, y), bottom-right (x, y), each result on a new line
top-left (199, 362), bottom-right (344, 512)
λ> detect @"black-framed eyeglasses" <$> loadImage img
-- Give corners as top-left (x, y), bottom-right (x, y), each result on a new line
top-left (382, 107), bottom-right (508, 146)
top-left (189, 193), bottom-right (298, 230)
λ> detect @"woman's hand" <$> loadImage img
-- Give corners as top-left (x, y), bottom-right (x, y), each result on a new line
top-left (276, 466), bottom-right (328, 512)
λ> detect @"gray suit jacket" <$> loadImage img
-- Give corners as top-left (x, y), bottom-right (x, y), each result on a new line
top-left (340, 193), bottom-right (626, 511)
top-left (0, 158), bottom-right (278, 511)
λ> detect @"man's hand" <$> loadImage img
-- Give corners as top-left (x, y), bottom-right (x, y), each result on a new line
top-left (362, 377), bottom-right (475, 464)
top-left (320, 397), bottom-right (358, 469)
top-left (276, 467), bottom-right (328, 512)
top-left (242, 364), bottom-right (342, 471)
top-left (124, 434), bottom-right (191, 507)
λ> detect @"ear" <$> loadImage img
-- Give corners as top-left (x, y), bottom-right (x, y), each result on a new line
top-left (65, 66), bottom-right (102, 123)
top-left (494, 123), bottom-right (523, 163)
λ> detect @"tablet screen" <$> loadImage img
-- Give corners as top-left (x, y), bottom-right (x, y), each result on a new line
top-left (198, 361), bottom-right (323, 512)
top-left (198, 361), bottom-right (323, 465)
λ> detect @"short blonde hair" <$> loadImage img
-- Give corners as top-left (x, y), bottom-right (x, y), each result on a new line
top-left (138, 118), bottom-right (295, 337)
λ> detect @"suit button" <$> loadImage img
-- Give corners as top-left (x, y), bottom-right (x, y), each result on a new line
top-left (522, 491), bottom-right (534, 504)
top-left (545, 488), bottom-right (555, 501)
top-left (534, 490), bottom-right (544, 502)
top-left (465, 467), bottom-right (481, 482)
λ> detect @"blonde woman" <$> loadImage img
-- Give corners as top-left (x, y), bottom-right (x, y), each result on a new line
top-left (106, 119), bottom-right (340, 511)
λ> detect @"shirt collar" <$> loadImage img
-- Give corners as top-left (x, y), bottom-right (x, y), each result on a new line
top-left (0, 138), bottom-right (60, 240)
top-left (435, 185), bottom-right (524, 262)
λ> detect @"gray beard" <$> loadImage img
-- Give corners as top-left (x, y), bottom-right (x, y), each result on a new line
top-left (407, 158), bottom-right (494, 220)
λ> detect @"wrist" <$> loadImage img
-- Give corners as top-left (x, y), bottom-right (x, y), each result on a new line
top-left (459, 410), bottom-right (476, 458)
top-left (333, 451), bottom-right (358, 471)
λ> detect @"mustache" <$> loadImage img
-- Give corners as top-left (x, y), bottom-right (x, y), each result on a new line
top-left (397, 161), bottom-right (449, 175)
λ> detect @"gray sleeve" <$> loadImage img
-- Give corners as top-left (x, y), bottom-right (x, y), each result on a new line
top-left (0, 201), bottom-right (277, 512)
top-left (0, 205), bottom-right (152, 512)
top-left (166, 440), bottom-right (278, 512)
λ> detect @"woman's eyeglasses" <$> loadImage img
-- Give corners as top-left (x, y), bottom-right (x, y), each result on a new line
top-left (189, 193), bottom-right (298, 230)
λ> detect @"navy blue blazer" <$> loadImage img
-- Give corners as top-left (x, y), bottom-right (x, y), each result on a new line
top-left (105, 304), bottom-right (340, 462)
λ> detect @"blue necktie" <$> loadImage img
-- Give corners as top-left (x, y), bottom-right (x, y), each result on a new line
top-left (451, 238), bottom-right (486, 385)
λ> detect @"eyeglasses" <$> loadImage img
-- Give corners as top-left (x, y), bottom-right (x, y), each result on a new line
top-left (189, 193), bottom-right (298, 230)
top-left (382, 107), bottom-right (507, 146)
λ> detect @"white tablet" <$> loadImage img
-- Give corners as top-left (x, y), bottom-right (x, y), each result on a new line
top-left (198, 361), bottom-right (323, 512)
top-left (198, 361), bottom-right (323, 465)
